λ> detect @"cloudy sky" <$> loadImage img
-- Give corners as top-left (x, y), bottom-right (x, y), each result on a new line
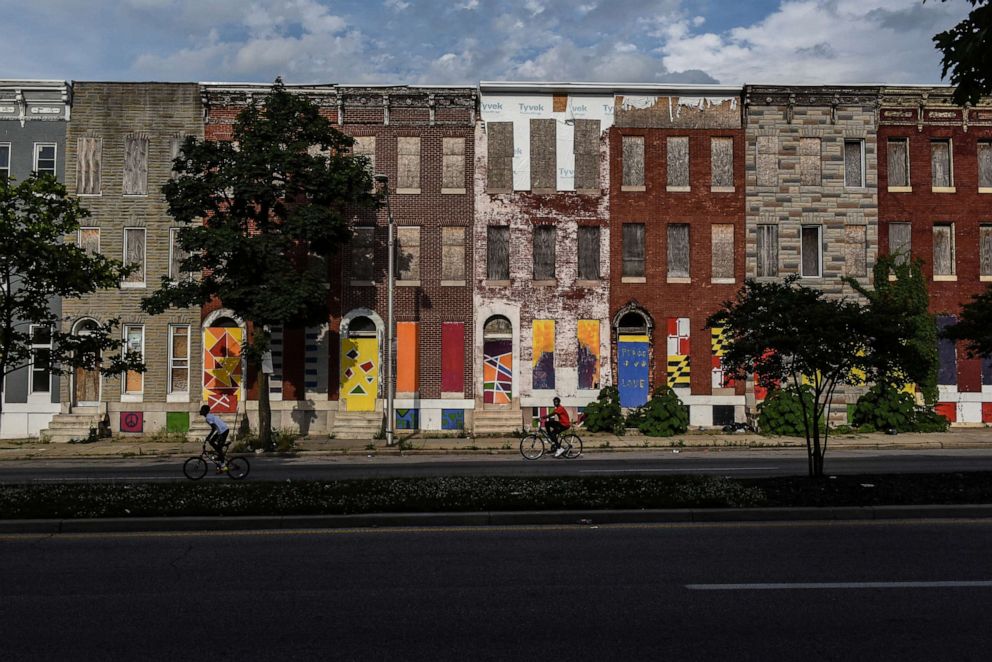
top-left (0, 0), bottom-right (969, 85)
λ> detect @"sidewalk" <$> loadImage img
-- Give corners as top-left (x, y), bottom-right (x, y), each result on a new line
top-left (0, 428), bottom-right (988, 461)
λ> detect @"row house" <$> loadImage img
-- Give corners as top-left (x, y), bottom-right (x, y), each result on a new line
top-left (610, 86), bottom-right (747, 426)
top-left (877, 86), bottom-right (992, 424)
top-left (0, 80), bottom-right (70, 438)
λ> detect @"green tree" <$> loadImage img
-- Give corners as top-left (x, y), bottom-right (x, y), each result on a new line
top-left (142, 79), bottom-right (378, 449)
top-left (845, 255), bottom-right (939, 404)
top-left (932, 0), bottom-right (992, 105)
top-left (0, 174), bottom-right (144, 437)
top-left (942, 287), bottom-right (992, 358)
top-left (707, 277), bottom-right (870, 477)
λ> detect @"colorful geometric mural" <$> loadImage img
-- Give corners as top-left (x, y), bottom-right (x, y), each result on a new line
top-left (395, 408), bottom-right (419, 430)
top-left (710, 327), bottom-right (733, 389)
top-left (577, 320), bottom-right (600, 390)
top-left (618, 334), bottom-right (649, 408)
top-left (441, 409), bottom-right (464, 430)
top-left (667, 317), bottom-right (690, 389)
top-left (483, 339), bottom-right (513, 405)
top-left (341, 337), bottom-right (378, 411)
top-left (120, 411), bottom-right (143, 433)
top-left (532, 320), bottom-right (555, 390)
top-left (203, 327), bottom-right (243, 413)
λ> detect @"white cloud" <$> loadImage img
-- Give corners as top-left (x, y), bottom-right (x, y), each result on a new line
top-left (458, 0), bottom-right (480, 9)
top-left (385, 0), bottom-right (411, 11)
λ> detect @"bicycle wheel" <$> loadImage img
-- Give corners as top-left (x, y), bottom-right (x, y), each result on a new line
top-left (183, 456), bottom-right (208, 480)
top-left (561, 433), bottom-right (583, 459)
top-left (226, 457), bottom-right (250, 480)
top-left (519, 434), bottom-right (545, 460)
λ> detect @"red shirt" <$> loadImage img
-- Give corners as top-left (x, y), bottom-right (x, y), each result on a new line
top-left (553, 405), bottom-right (570, 427)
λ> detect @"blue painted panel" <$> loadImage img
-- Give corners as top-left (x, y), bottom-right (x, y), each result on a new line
top-left (618, 339), bottom-right (650, 408)
top-left (395, 408), bottom-right (419, 430)
top-left (937, 316), bottom-right (957, 386)
top-left (441, 409), bottom-right (464, 430)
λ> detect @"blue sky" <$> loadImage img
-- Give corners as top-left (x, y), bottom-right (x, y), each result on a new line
top-left (0, 0), bottom-right (970, 85)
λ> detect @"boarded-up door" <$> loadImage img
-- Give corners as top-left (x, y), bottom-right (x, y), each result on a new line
top-left (203, 327), bottom-right (243, 413)
top-left (483, 339), bottom-right (513, 405)
top-left (74, 365), bottom-right (100, 405)
top-left (441, 322), bottom-right (465, 394)
top-left (618, 334), bottom-right (649, 408)
top-left (341, 337), bottom-right (378, 411)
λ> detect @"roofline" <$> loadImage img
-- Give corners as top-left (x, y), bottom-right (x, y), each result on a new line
top-left (479, 81), bottom-right (742, 95)
top-left (0, 79), bottom-right (71, 88)
top-left (201, 82), bottom-right (477, 91)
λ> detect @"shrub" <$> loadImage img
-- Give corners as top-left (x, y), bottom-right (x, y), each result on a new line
top-left (852, 383), bottom-right (950, 433)
top-left (273, 428), bottom-right (300, 453)
top-left (627, 387), bottom-right (689, 437)
top-left (758, 385), bottom-right (823, 437)
top-left (582, 386), bottom-right (625, 435)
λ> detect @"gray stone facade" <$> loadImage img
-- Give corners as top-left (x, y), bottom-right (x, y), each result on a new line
top-left (56, 83), bottom-right (204, 436)
top-left (0, 80), bottom-right (70, 438)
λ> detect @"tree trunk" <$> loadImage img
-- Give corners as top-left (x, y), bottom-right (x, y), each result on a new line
top-left (258, 365), bottom-right (272, 451)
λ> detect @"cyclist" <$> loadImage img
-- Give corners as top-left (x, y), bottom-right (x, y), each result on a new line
top-left (540, 397), bottom-right (571, 458)
top-left (199, 405), bottom-right (230, 470)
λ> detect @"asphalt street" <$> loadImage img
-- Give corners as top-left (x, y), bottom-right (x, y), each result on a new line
top-left (2, 520), bottom-right (991, 660)
top-left (4, 449), bottom-right (992, 483)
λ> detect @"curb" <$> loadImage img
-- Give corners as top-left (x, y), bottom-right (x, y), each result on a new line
top-left (4, 504), bottom-right (992, 534)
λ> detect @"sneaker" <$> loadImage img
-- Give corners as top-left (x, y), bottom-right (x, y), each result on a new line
top-left (554, 447), bottom-right (566, 458)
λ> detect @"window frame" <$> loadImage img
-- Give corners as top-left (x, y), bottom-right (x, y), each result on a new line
top-left (710, 137), bottom-right (735, 192)
top-left (441, 226), bottom-right (466, 284)
top-left (395, 225), bottom-right (421, 284)
top-left (78, 227), bottom-right (101, 255)
top-left (887, 137), bottom-right (911, 191)
top-left (711, 223), bottom-right (735, 283)
top-left (843, 139), bottom-right (865, 188)
top-left (486, 225), bottom-right (510, 282)
top-left (800, 225), bottom-right (823, 278)
top-left (930, 138), bottom-right (954, 191)
top-left (980, 224), bottom-right (992, 281)
top-left (122, 324), bottom-right (145, 398)
top-left (977, 140), bottom-right (992, 192)
top-left (932, 222), bottom-right (956, 280)
top-left (666, 136), bottom-right (690, 192)
top-left (167, 324), bottom-right (191, 400)
top-left (168, 227), bottom-right (191, 283)
top-left (666, 223), bottom-right (690, 281)
top-left (888, 222), bottom-right (912, 266)
top-left (122, 133), bottom-right (149, 197)
top-left (756, 224), bottom-right (779, 278)
top-left (621, 135), bottom-right (645, 191)
top-left (396, 136), bottom-right (422, 194)
top-left (0, 143), bottom-right (10, 182)
top-left (33, 142), bottom-right (57, 177)
top-left (121, 227), bottom-right (147, 288)
top-left (577, 225), bottom-right (601, 281)
top-left (28, 324), bottom-right (52, 398)
top-left (621, 223), bottom-right (646, 281)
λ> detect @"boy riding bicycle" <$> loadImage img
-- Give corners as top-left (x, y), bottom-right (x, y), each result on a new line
top-left (540, 397), bottom-right (571, 458)
top-left (199, 405), bottom-right (230, 470)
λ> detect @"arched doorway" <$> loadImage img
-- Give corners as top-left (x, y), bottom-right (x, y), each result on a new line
top-left (482, 315), bottom-right (513, 406)
top-left (340, 315), bottom-right (378, 412)
top-left (615, 309), bottom-right (651, 408)
top-left (203, 316), bottom-right (243, 413)
top-left (71, 318), bottom-right (100, 407)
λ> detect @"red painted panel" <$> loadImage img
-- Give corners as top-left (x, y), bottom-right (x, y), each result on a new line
top-left (958, 356), bottom-right (982, 393)
top-left (983, 403), bottom-right (992, 424)
top-left (441, 322), bottom-right (465, 394)
top-left (935, 402), bottom-right (957, 423)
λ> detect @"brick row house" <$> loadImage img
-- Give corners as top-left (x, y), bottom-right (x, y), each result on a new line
top-left (0, 80), bottom-right (70, 438)
top-left (609, 86), bottom-right (747, 426)
top-left (877, 86), bottom-right (992, 424)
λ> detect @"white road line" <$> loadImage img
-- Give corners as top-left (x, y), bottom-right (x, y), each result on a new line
top-left (30, 477), bottom-right (178, 482)
top-left (579, 467), bottom-right (777, 473)
top-left (687, 581), bottom-right (992, 590)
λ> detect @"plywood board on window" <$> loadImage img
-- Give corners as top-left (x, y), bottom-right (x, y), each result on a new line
top-left (667, 137), bottom-right (689, 188)
top-left (622, 136), bottom-right (644, 188)
top-left (529, 119), bottom-right (556, 190)
top-left (711, 137), bottom-right (733, 188)
top-left (486, 122), bottom-right (513, 191)
top-left (573, 119), bottom-right (600, 190)
top-left (711, 224), bottom-right (734, 280)
top-left (845, 225), bottom-right (867, 277)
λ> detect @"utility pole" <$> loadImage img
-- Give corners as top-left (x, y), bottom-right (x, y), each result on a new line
top-left (374, 173), bottom-right (395, 446)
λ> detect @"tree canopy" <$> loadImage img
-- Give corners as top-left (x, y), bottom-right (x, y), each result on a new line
top-left (932, 0), bottom-right (992, 105)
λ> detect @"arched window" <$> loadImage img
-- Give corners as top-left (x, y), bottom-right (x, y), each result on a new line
top-left (483, 315), bottom-right (512, 339)
top-left (617, 311), bottom-right (648, 336)
top-left (349, 316), bottom-right (376, 337)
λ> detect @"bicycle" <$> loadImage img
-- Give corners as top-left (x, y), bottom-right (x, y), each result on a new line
top-left (519, 420), bottom-right (583, 460)
top-left (182, 439), bottom-right (250, 480)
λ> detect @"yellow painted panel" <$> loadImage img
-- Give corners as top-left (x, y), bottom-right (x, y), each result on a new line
top-left (341, 337), bottom-right (378, 412)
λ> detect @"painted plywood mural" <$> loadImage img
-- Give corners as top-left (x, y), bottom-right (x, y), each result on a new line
top-left (483, 339), bottom-right (513, 405)
top-left (667, 317), bottom-right (690, 389)
top-left (203, 327), bottom-right (243, 413)
top-left (618, 334), bottom-right (649, 408)
top-left (577, 320), bottom-right (600, 390)
top-left (532, 320), bottom-right (555, 390)
top-left (341, 337), bottom-right (378, 411)
top-left (710, 327), bottom-right (733, 389)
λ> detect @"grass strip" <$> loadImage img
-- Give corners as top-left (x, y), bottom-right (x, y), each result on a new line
top-left (1, 473), bottom-right (992, 520)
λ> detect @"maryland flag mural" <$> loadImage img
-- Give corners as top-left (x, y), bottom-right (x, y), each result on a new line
top-left (711, 326), bottom-right (733, 389)
top-left (667, 317), bottom-right (690, 389)
top-left (203, 327), bottom-right (243, 413)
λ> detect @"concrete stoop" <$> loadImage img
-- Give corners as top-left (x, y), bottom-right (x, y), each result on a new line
top-left (188, 413), bottom-right (240, 441)
top-left (333, 410), bottom-right (383, 439)
top-left (40, 412), bottom-right (104, 444)
top-left (473, 408), bottom-right (524, 435)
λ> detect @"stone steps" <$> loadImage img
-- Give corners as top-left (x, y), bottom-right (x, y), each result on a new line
top-left (333, 411), bottom-right (383, 439)
top-left (473, 409), bottom-right (524, 434)
top-left (40, 413), bottom-right (103, 443)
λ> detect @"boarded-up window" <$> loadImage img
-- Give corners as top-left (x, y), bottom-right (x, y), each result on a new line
top-left (845, 225), bottom-right (867, 277)
top-left (78, 227), bottom-right (100, 256)
top-left (888, 222), bottom-right (912, 265)
top-left (122, 228), bottom-right (145, 285)
top-left (441, 322), bottom-right (465, 393)
top-left (933, 223), bottom-right (955, 276)
top-left (711, 137), bottom-right (733, 188)
top-left (577, 226), bottom-right (600, 280)
top-left (801, 226), bottom-right (821, 277)
top-left (667, 136), bottom-right (689, 188)
top-left (667, 224), bottom-right (690, 278)
top-left (169, 227), bottom-right (190, 281)
top-left (756, 224), bottom-right (778, 277)
top-left (441, 227), bottom-right (465, 281)
top-left (123, 134), bottom-right (148, 196)
top-left (622, 136), bottom-right (644, 188)
top-left (487, 225), bottom-right (510, 280)
top-left (169, 325), bottom-right (190, 394)
top-left (76, 136), bottom-right (102, 195)
top-left (442, 137), bottom-right (465, 191)
top-left (800, 137), bottom-right (821, 186)
top-left (533, 225), bottom-right (556, 280)
top-left (124, 326), bottom-right (144, 394)
top-left (573, 119), bottom-right (600, 191)
top-left (530, 119), bottom-right (556, 191)
top-left (169, 133), bottom-right (187, 179)
top-left (931, 140), bottom-right (952, 188)
top-left (980, 142), bottom-right (992, 188)
top-left (887, 138), bottom-right (909, 188)
top-left (396, 226), bottom-right (421, 280)
top-left (980, 225), bottom-right (992, 277)
top-left (711, 224), bottom-right (734, 280)
top-left (487, 122), bottom-right (513, 192)
top-left (351, 227), bottom-right (375, 282)
top-left (397, 137), bottom-right (420, 191)
top-left (353, 136), bottom-right (376, 185)
top-left (622, 223), bottom-right (645, 277)
top-left (844, 140), bottom-right (864, 187)
top-left (396, 322), bottom-right (419, 394)
top-left (756, 136), bottom-right (777, 187)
